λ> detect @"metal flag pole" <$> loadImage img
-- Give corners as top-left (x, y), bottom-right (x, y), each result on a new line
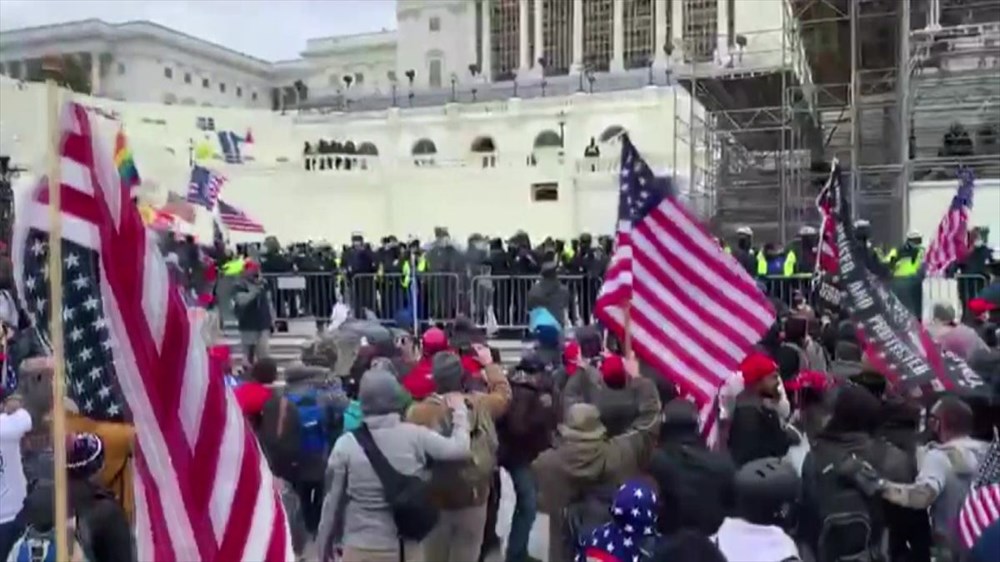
top-left (42, 54), bottom-right (71, 562)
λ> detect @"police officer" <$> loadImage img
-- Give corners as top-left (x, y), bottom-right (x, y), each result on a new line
top-left (730, 226), bottom-right (757, 277)
top-left (853, 219), bottom-right (890, 278)
top-left (785, 225), bottom-right (819, 276)
top-left (886, 231), bottom-right (925, 278)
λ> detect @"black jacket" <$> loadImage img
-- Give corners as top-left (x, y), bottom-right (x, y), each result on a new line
top-left (726, 394), bottom-right (793, 467)
top-left (650, 429), bottom-right (736, 536)
top-left (497, 372), bottom-right (557, 468)
top-left (70, 481), bottom-right (135, 562)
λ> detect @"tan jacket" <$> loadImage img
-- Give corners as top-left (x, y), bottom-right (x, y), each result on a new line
top-left (405, 362), bottom-right (511, 507)
top-left (405, 363), bottom-right (511, 429)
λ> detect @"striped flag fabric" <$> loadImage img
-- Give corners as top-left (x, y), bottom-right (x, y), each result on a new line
top-left (594, 135), bottom-right (775, 446)
top-left (959, 437), bottom-right (1000, 549)
top-left (926, 167), bottom-right (974, 276)
top-left (815, 173), bottom-right (839, 274)
top-left (12, 102), bottom-right (292, 561)
top-left (217, 199), bottom-right (265, 233)
top-left (186, 165), bottom-right (227, 210)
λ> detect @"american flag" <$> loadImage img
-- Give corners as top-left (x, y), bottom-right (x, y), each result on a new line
top-left (925, 167), bottom-right (974, 276)
top-left (594, 136), bottom-right (775, 446)
top-left (959, 438), bottom-right (1000, 549)
top-left (815, 173), bottom-right (839, 274)
top-left (186, 165), bottom-right (227, 210)
top-left (217, 199), bottom-right (265, 233)
top-left (12, 102), bottom-right (292, 561)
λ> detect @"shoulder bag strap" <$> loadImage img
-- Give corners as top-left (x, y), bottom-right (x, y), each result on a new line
top-left (352, 424), bottom-right (402, 493)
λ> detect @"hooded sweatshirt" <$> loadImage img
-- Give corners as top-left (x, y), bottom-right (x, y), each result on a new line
top-left (917, 435), bottom-right (990, 541)
top-left (713, 517), bottom-right (799, 562)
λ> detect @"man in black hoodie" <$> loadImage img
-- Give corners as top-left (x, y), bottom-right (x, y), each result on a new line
top-left (526, 260), bottom-right (569, 325)
top-left (649, 399), bottom-right (735, 537)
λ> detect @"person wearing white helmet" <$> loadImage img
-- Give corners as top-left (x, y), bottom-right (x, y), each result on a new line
top-left (885, 230), bottom-right (925, 278)
top-left (851, 219), bottom-right (891, 278)
top-left (779, 225), bottom-right (820, 278)
top-left (730, 226), bottom-right (758, 277)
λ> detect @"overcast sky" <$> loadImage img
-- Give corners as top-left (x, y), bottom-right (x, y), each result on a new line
top-left (0, 0), bottom-right (398, 61)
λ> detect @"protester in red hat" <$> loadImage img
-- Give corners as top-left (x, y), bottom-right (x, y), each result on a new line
top-left (727, 352), bottom-right (797, 467)
top-left (400, 327), bottom-right (451, 399)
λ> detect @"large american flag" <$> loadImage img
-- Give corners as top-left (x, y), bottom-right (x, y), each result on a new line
top-left (12, 102), bottom-right (292, 561)
top-left (186, 165), bottom-right (227, 210)
top-left (595, 136), bottom-right (775, 445)
top-left (218, 199), bottom-right (265, 233)
top-left (925, 167), bottom-right (974, 276)
top-left (959, 438), bottom-right (1000, 549)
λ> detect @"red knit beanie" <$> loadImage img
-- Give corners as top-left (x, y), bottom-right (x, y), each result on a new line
top-left (600, 354), bottom-right (627, 387)
top-left (740, 352), bottom-right (777, 387)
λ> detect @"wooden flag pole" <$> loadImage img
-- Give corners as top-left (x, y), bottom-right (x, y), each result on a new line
top-left (623, 303), bottom-right (634, 358)
top-left (43, 55), bottom-right (71, 562)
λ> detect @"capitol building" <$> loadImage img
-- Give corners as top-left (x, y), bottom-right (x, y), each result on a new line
top-left (1, 0), bottom-right (997, 245)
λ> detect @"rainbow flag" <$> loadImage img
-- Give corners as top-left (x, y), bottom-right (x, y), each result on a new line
top-left (114, 128), bottom-right (141, 189)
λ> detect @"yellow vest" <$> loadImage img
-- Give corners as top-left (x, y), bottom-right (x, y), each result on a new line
top-left (401, 255), bottom-right (427, 288)
top-left (888, 247), bottom-right (924, 277)
top-left (783, 250), bottom-right (797, 277)
top-left (221, 259), bottom-right (244, 276)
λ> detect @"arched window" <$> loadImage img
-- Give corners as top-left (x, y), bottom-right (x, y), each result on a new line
top-left (358, 142), bottom-right (379, 155)
top-left (471, 136), bottom-right (496, 153)
top-left (599, 124), bottom-right (626, 142)
top-left (533, 130), bottom-right (562, 149)
top-left (412, 138), bottom-right (438, 155)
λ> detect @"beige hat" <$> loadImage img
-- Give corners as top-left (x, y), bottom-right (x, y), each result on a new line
top-left (559, 403), bottom-right (606, 440)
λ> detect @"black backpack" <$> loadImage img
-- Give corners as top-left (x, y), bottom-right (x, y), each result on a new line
top-left (353, 423), bottom-right (439, 543)
top-left (256, 394), bottom-right (304, 482)
top-left (811, 447), bottom-right (884, 562)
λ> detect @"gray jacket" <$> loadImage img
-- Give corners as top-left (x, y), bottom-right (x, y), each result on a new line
top-left (315, 409), bottom-right (471, 555)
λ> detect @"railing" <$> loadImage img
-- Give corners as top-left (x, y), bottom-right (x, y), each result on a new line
top-left (250, 271), bottom-right (992, 330)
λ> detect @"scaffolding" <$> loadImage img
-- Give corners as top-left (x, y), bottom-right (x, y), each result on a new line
top-left (672, 0), bottom-right (1000, 246)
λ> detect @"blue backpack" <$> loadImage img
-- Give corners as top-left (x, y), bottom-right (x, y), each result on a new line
top-left (285, 390), bottom-right (330, 456)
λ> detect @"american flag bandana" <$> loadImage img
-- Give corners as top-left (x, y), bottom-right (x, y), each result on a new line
top-left (576, 480), bottom-right (659, 562)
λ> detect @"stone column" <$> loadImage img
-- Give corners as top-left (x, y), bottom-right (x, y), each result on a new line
top-left (518, 0), bottom-right (530, 74)
top-left (928, 0), bottom-right (940, 29)
top-left (611, 0), bottom-right (625, 71)
top-left (90, 52), bottom-right (101, 95)
top-left (571, 0), bottom-right (584, 73)
top-left (671, 0), bottom-right (684, 61)
top-left (481, 1), bottom-right (493, 80)
top-left (653, 0), bottom-right (669, 69)
top-left (533, 0), bottom-right (544, 72)
top-left (717, 0), bottom-right (730, 61)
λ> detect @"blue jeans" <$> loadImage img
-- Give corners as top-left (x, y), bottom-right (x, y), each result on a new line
top-left (505, 464), bottom-right (538, 562)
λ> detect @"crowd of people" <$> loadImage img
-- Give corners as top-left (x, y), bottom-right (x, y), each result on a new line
top-left (4, 265), bottom-right (999, 561)
top-left (1, 217), bottom-right (999, 562)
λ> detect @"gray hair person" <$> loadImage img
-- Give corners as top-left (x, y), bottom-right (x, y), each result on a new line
top-left (315, 367), bottom-right (471, 562)
top-left (928, 302), bottom-right (989, 360)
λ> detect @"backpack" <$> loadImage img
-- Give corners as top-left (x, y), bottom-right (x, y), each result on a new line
top-left (811, 447), bottom-right (883, 562)
top-left (563, 483), bottom-right (618, 550)
top-left (428, 396), bottom-right (499, 508)
top-left (256, 394), bottom-right (304, 482)
top-left (10, 524), bottom-right (89, 562)
top-left (352, 423), bottom-right (439, 542)
top-left (285, 389), bottom-right (335, 457)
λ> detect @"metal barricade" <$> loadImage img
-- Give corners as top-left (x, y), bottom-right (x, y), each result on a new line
top-left (759, 276), bottom-right (815, 308)
top-left (349, 272), bottom-right (462, 324)
top-left (468, 274), bottom-right (604, 330)
top-left (262, 272), bottom-right (343, 322)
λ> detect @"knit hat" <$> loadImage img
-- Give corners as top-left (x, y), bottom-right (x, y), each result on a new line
top-left (422, 327), bottom-right (449, 356)
top-left (358, 368), bottom-right (404, 416)
top-left (600, 354), bottom-right (627, 388)
top-left (740, 352), bottom-right (777, 387)
top-left (432, 351), bottom-right (465, 393)
top-left (575, 325), bottom-right (603, 358)
top-left (66, 432), bottom-right (105, 480)
top-left (559, 403), bottom-right (606, 440)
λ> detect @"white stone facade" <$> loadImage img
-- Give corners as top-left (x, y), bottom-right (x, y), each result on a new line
top-left (0, 1), bottom-right (800, 109)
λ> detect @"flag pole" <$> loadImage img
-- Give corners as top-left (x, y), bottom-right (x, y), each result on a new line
top-left (623, 303), bottom-right (633, 358)
top-left (43, 55), bottom-right (71, 562)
